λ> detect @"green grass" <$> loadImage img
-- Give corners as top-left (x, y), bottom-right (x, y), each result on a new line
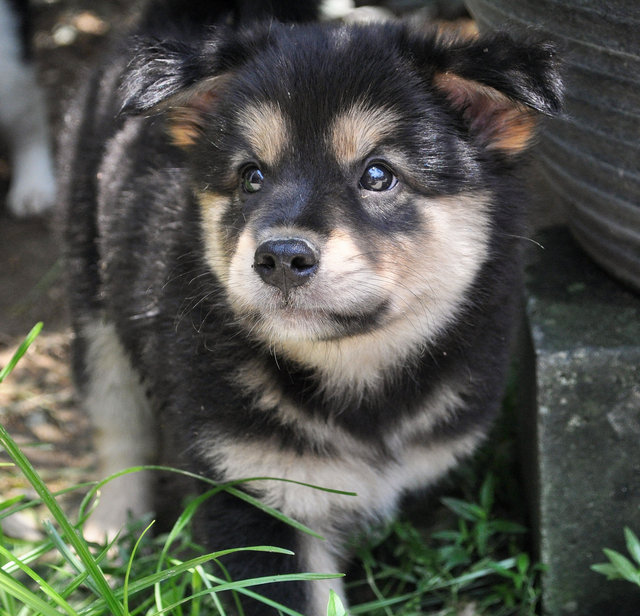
top-left (1, 325), bottom-right (545, 615)
top-left (0, 421), bottom-right (343, 616)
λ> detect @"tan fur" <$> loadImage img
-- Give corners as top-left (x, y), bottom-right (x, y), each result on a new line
top-left (434, 73), bottom-right (538, 154)
top-left (165, 76), bottom-right (231, 147)
top-left (225, 222), bottom-right (388, 344)
top-left (199, 417), bottom-right (481, 613)
top-left (329, 101), bottom-right (400, 166)
top-left (488, 108), bottom-right (537, 153)
top-left (168, 107), bottom-right (207, 147)
top-left (198, 191), bottom-right (232, 283)
top-left (434, 73), bottom-right (507, 108)
top-left (198, 414), bottom-right (482, 523)
top-left (236, 102), bottom-right (289, 166)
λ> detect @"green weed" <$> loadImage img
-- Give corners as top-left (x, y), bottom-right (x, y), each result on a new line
top-left (346, 474), bottom-right (544, 615)
top-left (592, 527), bottom-right (640, 588)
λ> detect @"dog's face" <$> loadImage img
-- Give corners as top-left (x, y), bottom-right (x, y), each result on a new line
top-left (193, 35), bottom-right (494, 348)
top-left (122, 23), bottom-right (562, 351)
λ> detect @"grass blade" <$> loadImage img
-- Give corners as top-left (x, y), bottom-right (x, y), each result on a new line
top-left (43, 520), bottom-right (100, 596)
top-left (152, 572), bottom-right (343, 616)
top-left (225, 485), bottom-right (326, 540)
top-left (0, 495), bottom-right (25, 512)
top-left (124, 521), bottom-right (155, 615)
top-left (154, 488), bottom-right (220, 614)
top-left (0, 544), bottom-right (77, 616)
top-left (0, 567), bottom-right (68, 616)
top-left (1, 482), bottom-right (97, 524)
top-left (81, 465), bottom-right (348, 540)
top-left (327, 589), bottom-right (348, 616)
top-left (0, 424), bottom-right (125, 616)
top-left (0, 323), bottom-right (42, 383)
top-left (81, 546), bottom-right (341, 616)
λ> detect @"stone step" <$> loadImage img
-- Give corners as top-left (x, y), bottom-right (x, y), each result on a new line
top-left (520, 226), bottom-right (640, 615)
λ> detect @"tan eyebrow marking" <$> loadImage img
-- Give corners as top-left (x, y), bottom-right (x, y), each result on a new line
top-left (236, 102), bottom-right (289, 166)
top-left (329, 102), bottom-right (400, 166)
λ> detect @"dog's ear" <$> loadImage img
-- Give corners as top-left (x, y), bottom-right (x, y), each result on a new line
top-left (421, 32), bottom-right (563, 155)
top-left (119, 33), bottom-right (246, 147)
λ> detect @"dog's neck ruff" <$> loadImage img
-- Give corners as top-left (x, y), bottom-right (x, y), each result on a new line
top-left (270, 305), bottom-right (450, 398)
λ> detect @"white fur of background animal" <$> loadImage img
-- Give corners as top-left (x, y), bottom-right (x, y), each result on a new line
top-left (0, 0), bottom-right (56, 216)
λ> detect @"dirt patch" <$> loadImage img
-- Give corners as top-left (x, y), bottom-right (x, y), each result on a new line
top-left (0, 0), bottom-right (133, 512)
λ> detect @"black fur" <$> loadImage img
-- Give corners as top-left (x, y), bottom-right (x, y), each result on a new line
top-left (61, 2), bottom-right (562, 614)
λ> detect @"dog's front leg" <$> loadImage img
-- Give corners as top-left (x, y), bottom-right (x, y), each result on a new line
top-left (194, 488), bottom-right (346, 616)
top-left (80, 320), bottom-right (155, 541)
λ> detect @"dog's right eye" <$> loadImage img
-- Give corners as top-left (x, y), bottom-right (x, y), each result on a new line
top-left (241, 166), bottom-right (264, 193)
top-left (359, 163), bottom-right (397, 192)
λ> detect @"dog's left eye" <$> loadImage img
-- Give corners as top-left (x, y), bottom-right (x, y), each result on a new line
top-left (241, 166), bottom-right (264, 193)
top-left (359, 163), bottom-right (397, 192)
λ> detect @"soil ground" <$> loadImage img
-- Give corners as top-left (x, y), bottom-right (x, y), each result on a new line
top-left (0, 0), bottom-right (133, 521)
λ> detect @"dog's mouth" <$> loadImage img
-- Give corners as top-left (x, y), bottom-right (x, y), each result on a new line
top-left (240, 298), bottom-right (390, 342)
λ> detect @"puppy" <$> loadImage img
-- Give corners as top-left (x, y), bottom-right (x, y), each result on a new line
top-left (0, 0), bottom-right (55, 216)
top-left (61, 1), bottom-right (562, 613)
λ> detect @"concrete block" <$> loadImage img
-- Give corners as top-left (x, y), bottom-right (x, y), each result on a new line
top-left (523, 227), bottom-right (640, 615)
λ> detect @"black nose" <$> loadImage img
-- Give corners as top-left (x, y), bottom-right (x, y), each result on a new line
top-left (254, 238), bottom-right (319, 293)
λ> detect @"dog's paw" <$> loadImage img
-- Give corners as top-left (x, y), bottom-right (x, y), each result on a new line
top-left (81, 471), bottom-right (154, 544)
top-left (6, 144), bottom-right (56, 217)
